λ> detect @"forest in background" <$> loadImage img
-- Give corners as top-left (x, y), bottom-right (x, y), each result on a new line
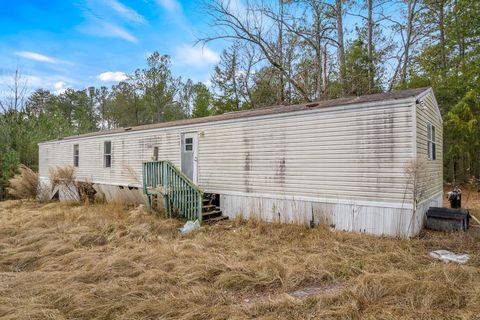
top-left (1, 0), bottom-right (479, 199)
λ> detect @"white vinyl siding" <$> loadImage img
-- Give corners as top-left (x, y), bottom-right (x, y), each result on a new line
top-left (39, 99), bottom-right (415, 205)
top-left (198, 103), bottom-right (414, 203)
top-left (39, 132), bottom-right (179, 186)
top-left (415, 92), bottom-right (443, 203)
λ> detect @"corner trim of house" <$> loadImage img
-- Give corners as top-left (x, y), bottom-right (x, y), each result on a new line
top-left (416, 191), bottom-right (443, 208)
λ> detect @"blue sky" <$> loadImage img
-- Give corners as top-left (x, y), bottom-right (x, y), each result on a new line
top-left (0, 0), bottom-right (224, 94)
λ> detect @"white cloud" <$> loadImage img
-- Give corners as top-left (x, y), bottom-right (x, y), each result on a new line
top-left (109, 0), bottom-right (146, 24)
top-left (53, 81), bottom-right (69, 94)
top-left (78, 13), bottom-right (138, 43)
top-left (15, 51), bottom-right (56, 63)
top-left (175, 45), bottom-right (220, 68)
top-left (101, 22), bottom-right (138, 43)
top-left (97, 71), bottom-right (128, 82)
top-left (156, 0), bottom-right (181, 12)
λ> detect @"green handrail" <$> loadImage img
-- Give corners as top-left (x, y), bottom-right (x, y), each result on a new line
top-left (142, 160), bottom-right (202, 223)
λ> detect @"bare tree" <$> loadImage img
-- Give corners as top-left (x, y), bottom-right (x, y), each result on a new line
top-left (335, 0), bottom-right (346, 95)
top-left (263, 0), bottom-right (337, 100)
top-left (384, 0), bottom-right (428, 89)
top-left (437, 0), bottom-right (447, 69)
top-left (345, 0), bottom-right (393, 93)
top-left (0, 66), bottom-right (28, 112)
top-left (367, 0), bottom-right (374, 92)
top-left (238, 44), bottom-right (263, 108)
top-left (424, 0), bottom-right (451, 69)
top-left (403, 157), bottom-right (431, 234)
top-left (200, 0), bottom-right (311, 102)
top-left (277, 0), bottom-right (285, 104)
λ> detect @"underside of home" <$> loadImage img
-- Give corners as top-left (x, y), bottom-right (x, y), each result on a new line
top-left (38, 87), bottom-right (443, 237)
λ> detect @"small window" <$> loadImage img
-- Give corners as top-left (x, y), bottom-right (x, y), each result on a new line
top-left (104, 141), bottom-right (112, 168)
top-left (185, 138), bottom-right (193, 151)
top-left (153, 146), bottom-right (159, 161)
top-left (427, 123), bottom-right (436, 160)
top-left (73, 144), bottom-right (79, 167)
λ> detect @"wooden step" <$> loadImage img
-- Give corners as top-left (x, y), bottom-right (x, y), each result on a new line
top-left (202, 209), bottom-right (222, 219)
top-left (202, 204), bottom-right (217, 212)
top-left (204, 215), bottom-right (229, 224)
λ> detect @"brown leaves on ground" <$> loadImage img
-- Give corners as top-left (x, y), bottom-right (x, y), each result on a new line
top-left (0, 198), bottom-right (480, 319)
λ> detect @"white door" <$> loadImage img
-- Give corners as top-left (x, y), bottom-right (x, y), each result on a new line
top-left (181, 132), bottom-right (198, 183)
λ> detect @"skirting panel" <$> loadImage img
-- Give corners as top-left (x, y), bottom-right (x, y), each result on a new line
top-left (220, 194), bottom-right (419, 237)
top-left (38, 178), bottom-right (147, 205)
top-left (94, 184), bottom-right (147, 204)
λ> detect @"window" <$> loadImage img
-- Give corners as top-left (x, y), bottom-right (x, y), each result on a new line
top-left (73, 144), bottom-right (79, 167)
top-left (427, 123), bottom-right (436, 160)
top-left (153, 146), bottom-right (159, 161)
top-left (185, 137), bottom-right (193, 151)
top-left (104, 141), bottom-right (112, 168)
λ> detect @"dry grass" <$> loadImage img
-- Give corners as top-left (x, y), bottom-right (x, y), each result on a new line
top-left (0, 196), bottom-right (480, 319)
top-left (49, 166), bottom-right (76, 187)
top-left (7, 165), bottom-right (38, 199)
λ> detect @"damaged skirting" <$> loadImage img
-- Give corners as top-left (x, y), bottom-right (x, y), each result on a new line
top-left (93, 183), bottom-right (147, 204)
top-left (220, 193), bottom-right (443, 237)
top-left (38, 177), bottom-right (147, 204)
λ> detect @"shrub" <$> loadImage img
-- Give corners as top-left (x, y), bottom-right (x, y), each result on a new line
top-left (7, 165), bottom-right (39, 199)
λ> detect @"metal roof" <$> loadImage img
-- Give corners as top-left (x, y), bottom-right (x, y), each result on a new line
top-left (50, 87), bottom-right (430, 142)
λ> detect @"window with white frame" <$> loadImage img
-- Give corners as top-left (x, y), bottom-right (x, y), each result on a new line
top-left (73, 144), bottom-right (79, 167)
top-left (104, 141), bottom-right (112, 167)
top-left (427, 123), bottom-right (436, 160)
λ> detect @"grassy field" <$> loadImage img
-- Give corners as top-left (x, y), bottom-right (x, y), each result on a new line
top-left (0, 193), bottom-right (480, 319)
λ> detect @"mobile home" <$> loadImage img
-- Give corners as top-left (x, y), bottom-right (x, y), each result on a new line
top-left (38, 87), bottom-right (443, 237)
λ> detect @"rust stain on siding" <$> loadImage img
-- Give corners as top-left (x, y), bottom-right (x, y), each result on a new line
top-left (274, 130), bottom-right (286, 187)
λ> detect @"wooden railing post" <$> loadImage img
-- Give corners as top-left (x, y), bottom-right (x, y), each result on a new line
top-left (197, 192), bottom-right (202, 223)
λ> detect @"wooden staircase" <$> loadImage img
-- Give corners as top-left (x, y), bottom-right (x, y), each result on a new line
top-left (143, 161), bottom-right (227, 224)
top-left (201, 194), bottom-right (228, 224)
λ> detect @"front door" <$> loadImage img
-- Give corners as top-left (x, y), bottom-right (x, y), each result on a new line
top-left (181, 132), bottom-right (198, 183)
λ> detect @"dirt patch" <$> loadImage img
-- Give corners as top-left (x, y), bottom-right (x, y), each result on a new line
top-left (289, 282), bottom-right (345, 298)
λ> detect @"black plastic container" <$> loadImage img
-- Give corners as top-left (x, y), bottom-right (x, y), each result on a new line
top-left (426, 207), bottom-right (470, 232)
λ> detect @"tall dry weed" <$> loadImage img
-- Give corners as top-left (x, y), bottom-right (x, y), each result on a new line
top-left (49, 166), bottom-right (96, 203)
top-left (49, 165), bottom-right (76, 187)
top-left (7, 165), bottom-right (38, 199)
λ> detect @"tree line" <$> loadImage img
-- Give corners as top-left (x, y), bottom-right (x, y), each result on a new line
top-left (1, 0), bottom-right (479, 199)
